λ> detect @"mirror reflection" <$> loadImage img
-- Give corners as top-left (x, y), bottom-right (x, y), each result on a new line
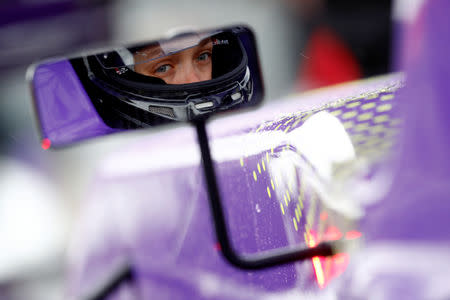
top-left (83, 29), bottom-right (256, 124)
top-left (29, 26), bottom-right (263, 147)
top-left (132, 37), bottom-right (213, 83)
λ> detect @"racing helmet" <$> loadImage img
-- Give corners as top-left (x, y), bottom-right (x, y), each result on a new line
top-left (80, 29), bottom-right (253, 128)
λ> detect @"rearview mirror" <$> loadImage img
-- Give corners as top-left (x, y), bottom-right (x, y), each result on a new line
top-left (28, 25), bottom-right (264, 148)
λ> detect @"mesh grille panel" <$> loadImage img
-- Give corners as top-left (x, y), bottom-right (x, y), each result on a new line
top-left (148, 105), bottom-right (175, 118)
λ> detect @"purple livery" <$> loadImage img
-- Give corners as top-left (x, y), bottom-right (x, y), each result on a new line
top-left (29, 0), bottom-right (450, 299)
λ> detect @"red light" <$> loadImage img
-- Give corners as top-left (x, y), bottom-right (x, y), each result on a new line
top-left (345, 230), bottom-right (362, 240)
top-left (333, 253), bottom-right (349, 265)
top-left (214, 242), bottom-right (221, 251)
top-left (306, 227), bottom-right (355, 289)
top-left (320, 212), bottom-right (328, 221)
top-left (41, 138), bottom-right (51, 150)
top-left (324, 226), bottom-right (343, 241)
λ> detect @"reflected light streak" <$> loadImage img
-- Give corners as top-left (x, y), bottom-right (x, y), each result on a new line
top-left (307, 227), bottom-right (362, 289)
top-left (307, 234), bottom-right (326, 289)
top-left (312, 257), bottom-right (326, 288)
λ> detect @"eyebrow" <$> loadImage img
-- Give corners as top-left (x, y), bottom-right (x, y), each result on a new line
top-left (135, 37), bottom-right (212, 63)
top-left (198, 38), bottom-right (212, 47)
top-left (148, 47), bottom-right (163, 57)
top-left (135, 46), bottom-right (164, 61)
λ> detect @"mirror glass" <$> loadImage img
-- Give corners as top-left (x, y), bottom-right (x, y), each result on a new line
top-left (29, 25), bottom-right (263, 148)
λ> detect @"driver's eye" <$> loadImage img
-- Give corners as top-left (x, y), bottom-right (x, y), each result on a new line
top-left (197, 52), bottom-right (211, 61)
top-left (155, 64), bottom-right (171, 73)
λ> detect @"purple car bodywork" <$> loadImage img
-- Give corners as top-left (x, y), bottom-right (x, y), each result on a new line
top-left (31, 0), bottom-right (450, 299)
top-left (31, 59), bottom-right (120, 147)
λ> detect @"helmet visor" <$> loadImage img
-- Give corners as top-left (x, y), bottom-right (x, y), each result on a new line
top-left (95, 31), bottom-right (218, 69)
top-left (94, 30), bottom-right (244, 85)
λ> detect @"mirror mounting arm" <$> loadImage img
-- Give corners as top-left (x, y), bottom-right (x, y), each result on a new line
top-left (193, 119), bottom-right (337, 270)
top-left (82, 261), bottom-right (135, 300)
top-left (81, 117), bottom-right (339, 300)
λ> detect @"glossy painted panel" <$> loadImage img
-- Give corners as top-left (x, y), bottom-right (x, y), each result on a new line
top-left (65, 1), bottom-right (450, 299)
top-left (66, 73), bottom-right (405, 299)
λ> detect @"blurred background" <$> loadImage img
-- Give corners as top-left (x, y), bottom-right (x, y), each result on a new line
top-left (0, 0), bottom-right (392, 299)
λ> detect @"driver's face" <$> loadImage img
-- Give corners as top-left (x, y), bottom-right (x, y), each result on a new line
top-left (133, 39), bottom-right (213, 84)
